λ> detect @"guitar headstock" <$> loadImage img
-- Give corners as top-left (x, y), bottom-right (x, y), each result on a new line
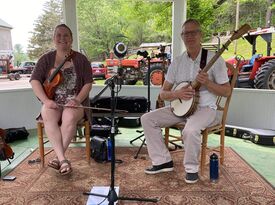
top-left (230, 24), bottom-right (251, 41)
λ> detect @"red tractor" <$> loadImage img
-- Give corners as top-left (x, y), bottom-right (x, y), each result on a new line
top-left (105, 42), bottom-right (171, 85)
top-left (226, 27), bottom-right (275, 89)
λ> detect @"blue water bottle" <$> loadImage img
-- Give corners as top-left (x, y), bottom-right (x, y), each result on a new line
top-left (210, 153), bottom-right (219, 182)
top-left (107, 137), bottom-right (112, 161)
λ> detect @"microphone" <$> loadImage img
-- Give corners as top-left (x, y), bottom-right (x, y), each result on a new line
top-left (113, 42), bottom-right (127, 59)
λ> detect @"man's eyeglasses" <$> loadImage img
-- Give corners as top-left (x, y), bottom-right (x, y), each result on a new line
top-left (181, 29), bottom-right (201, 37)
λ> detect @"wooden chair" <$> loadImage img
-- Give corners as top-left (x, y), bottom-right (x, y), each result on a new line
top-left (37, 119), bottom-right (91, 167)
top-left (164, 62), bottom-right (238, 175)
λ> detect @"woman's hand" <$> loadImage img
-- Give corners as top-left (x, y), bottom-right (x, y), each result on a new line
top-left (66, 98), bottom-right (81, 108)
top-left (44, 99), bottom-right (59, 109)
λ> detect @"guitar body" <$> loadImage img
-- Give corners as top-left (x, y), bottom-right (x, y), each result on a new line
top-left (0, 128), bottom-right (14, 161)
top-left (43, 50), bottom-right (74, 99)
top-left (170, 82), bottom-right (200, 117)
top-left (43, 69), bottom-right (63, 99)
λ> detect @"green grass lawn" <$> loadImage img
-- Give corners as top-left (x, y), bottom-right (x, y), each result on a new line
top-left (221, 33), bottom-right (275, 60)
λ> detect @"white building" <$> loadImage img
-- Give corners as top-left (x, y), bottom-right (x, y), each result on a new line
top-left (0, 18), bottom-right (13, 51)
top-left (0, 18), bottom-right (13, 73)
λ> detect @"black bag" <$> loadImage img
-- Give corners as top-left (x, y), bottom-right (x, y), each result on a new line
top-left (91, 117), bottom-right (119, 135)
top-left (90, 96), bottom-right (148, 113)
top-left (118, 117), bottom-right (141, 128)
top-left (5, 127), bottom-right (29, 143)
top-left (91, 124), bottom-right (111, 137)
top-left (90, 136), bottom-right (107, 162)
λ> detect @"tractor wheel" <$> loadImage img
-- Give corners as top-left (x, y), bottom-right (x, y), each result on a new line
top-left (254, 59), bottom-right (275, 89)
top-left (143, 64), bottom-right (164, 86)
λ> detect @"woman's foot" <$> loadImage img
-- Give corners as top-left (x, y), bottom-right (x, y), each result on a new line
top-left (48, 158), bottom-right (60, 170)
top-left (59, 159), bottom-right (72, 175)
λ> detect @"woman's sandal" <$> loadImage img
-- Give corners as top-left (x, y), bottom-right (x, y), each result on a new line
top-left (48, 158), bottom-right (60, 170)
top-left (59, 159), bottom-right (72, 176)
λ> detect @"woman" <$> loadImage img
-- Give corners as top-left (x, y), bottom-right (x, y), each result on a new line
top-left (30, 24), bottom-right (93, 175)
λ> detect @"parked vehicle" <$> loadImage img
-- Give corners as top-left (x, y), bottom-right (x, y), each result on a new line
top-left (10, 61), bottom-right (36, 74)
top-left (91, 62), bottom-right (107, 79)
top-left (105, 42), bottom-right (171, 85)
top-left (226, 27), bottom-right (275, 89)
top-left (0, 51), bottom-right (13, 74)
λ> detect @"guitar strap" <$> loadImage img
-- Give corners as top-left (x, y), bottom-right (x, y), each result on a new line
top-left (200, 48), bottom-right (208, 69)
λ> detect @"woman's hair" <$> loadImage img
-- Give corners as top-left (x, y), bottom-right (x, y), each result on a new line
top-left (53, 24), bottom-right (73, 38)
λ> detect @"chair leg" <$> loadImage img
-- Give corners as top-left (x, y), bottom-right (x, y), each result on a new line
top-left (84, 121), bottom-right (91, 164)
top-left (164, 127), bottom-right (169, 147)
top-left (200, 130), bottom-right (208, 176)
top-left (37, 122), bottom-right (45, 167)
top-left (220, 128), bottom-right (225, 164)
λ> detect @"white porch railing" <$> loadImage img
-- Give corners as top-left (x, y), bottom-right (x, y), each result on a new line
top-left (1, 84), bottom-right (275, 131)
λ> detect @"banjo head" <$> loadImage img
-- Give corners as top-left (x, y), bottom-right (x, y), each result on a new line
top-left (170, 82), bottom-right (195, 117)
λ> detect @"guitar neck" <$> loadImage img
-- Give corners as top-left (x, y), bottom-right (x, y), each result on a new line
top-left (191, 40), bottom-right (231, 89)
top-left (48, 51), bottom-right (74, 82)
top-left (48, 60), bottom-right (67, 82)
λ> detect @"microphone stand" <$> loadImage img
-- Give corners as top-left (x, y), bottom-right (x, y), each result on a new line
top-left (84, 75), bottom-right (158, 204)
top-left (131, 55), bottom-right (152, 159)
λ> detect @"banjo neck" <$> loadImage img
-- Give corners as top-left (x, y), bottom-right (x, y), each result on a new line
top-left (191, 39), bottom-right (232, 90)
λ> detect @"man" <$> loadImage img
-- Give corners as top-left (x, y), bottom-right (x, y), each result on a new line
top-left (141, 19), bottom-right (231, 183)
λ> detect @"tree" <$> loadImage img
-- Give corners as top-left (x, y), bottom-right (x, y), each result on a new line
top-left (77, 0), bottom-right (125, 61)
top-left (187, 0), bottom-right (216, 41)
top-left (77, 0), bottom-right (172, 61)
top-left (213, 0), bottom-right (270, 32)
top-left (265, 0), bottom-right (274, 27)
top-left (118, 1), bottom-right (172, 46)
top-left (13, 44), bottom-right (28, 66)
top-left (27, 0), bottom-right (63, 60)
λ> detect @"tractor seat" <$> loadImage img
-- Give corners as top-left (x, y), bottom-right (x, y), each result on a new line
top-left (240, 54), bottom-right (260, 72)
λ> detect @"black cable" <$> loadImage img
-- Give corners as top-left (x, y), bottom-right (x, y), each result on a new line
top-left (97, 196), bottom-right (107, 205)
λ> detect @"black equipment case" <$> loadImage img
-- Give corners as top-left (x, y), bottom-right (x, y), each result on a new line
top-left (90, 96), bottom-right (148, 113)
top-left (225, 125), bottom-right (275, 146)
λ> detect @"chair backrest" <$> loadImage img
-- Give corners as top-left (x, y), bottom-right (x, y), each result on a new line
top-left (217, 62), bottom-right (238, 125)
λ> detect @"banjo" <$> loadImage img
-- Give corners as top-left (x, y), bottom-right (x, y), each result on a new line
top-left (171, 24), bottom-right (251, 117)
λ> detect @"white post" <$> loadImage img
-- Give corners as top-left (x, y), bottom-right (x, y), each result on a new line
top-left (172, 0), bottom-right (186, 60)
top-left (63, 0), bottom-right (79, 51)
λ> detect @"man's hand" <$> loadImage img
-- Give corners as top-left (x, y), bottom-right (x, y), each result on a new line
top-left (196, 71), bottom-right (210, 86)
top-left (174, 85), bottom-right (195, 100)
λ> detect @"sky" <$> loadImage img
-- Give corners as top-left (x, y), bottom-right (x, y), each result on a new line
top-left (0, 0), bottom-right (47, 51)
